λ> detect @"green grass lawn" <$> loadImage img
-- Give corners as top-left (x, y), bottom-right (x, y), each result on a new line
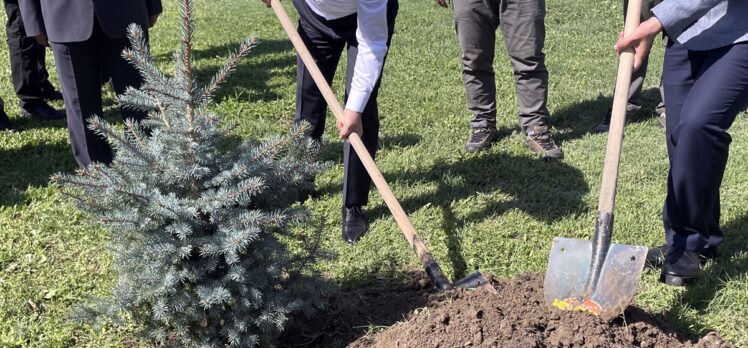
top-left (2, 0), bottom-right (748, 346)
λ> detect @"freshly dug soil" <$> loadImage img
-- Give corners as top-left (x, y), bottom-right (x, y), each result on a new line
top-left (281, 272), bottom-right (732, 347)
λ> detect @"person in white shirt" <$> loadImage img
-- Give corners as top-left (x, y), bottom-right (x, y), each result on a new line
top-left (262, 0), bottom-right (398, 244)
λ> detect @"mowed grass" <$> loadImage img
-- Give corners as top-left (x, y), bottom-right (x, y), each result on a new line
top-left (2, 0), bottom-right (748, 346)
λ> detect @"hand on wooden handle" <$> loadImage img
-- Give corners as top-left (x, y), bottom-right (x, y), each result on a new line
top-left (337, 109), bottom-right (363, 139)
top-left (614, 17), bottom-right (663, 71)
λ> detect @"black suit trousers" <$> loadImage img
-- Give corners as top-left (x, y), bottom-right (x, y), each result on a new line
top-left (293, 0), bottom-right (398, 207)
top-left (662, 41), bottom-right (748, 253)
top-left (4, 0), bottom-right (52, 108)
top-left (51, 20), bottom-right (147, 168)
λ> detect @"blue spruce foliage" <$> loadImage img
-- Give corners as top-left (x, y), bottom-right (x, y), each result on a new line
top-left (52, 1), bottom-right (326, 346)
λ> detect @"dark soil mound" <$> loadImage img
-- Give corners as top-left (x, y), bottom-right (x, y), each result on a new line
top-left (280, 272), bottom-right (732, 347)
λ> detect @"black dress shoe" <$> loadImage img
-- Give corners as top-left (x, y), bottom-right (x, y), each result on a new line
top-left (0, 119), bottom-right (22, 132)
top-left (20, 102), bottom-right (65, 121)
top-left (0, 108), bottom-right (21, 132)
top-left (661, 248), bottom-right (701, 286)
top-left (342, 205), bottom-right (368, 244)
top-left (647, 245), bottom-right (717, 269)
top-left (41, 89), bottom-right (64, 101)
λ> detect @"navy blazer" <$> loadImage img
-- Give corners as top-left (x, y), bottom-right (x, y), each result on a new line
top-left (18, 0), bottom-right (162, 43)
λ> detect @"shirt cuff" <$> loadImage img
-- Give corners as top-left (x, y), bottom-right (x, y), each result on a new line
top-left (344, 90), bottom-right (370, 113)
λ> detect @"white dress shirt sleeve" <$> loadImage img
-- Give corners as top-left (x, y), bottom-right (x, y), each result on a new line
top-left (345, 0), bottom-right (389, 113)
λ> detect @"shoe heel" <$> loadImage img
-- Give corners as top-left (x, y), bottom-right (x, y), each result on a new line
top-left (660, 273), bottom-right (695, 287)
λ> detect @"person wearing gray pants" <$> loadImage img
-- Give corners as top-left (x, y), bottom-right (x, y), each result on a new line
top-left (591, 0), bottom-right (667, 133)
top-left (436, 0), bottom-right (562, 159)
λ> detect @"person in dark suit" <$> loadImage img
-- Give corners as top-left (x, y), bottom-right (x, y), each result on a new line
top-left (618, 0), bottom-right (748, 286)
top-left (261, 0), bottom-right (398, 243)
top-left (3, 0), bottom-right (65, 121)
top-left (18, 0), bottom-right (162, 167)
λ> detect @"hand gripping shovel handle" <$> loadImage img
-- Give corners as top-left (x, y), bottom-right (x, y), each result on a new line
top-left (269, 0), bottom-right (453, 289)
top-left (587, 0), bottom-right (641, 294)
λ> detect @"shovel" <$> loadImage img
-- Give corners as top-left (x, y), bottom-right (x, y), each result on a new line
top-left (543, 0), bottom-right (648, 316)
top-left (269, 0), bottom-right (496, 293)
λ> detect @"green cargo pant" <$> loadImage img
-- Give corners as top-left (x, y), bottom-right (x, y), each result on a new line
top-left (453, 0), bottom-right (549, 133)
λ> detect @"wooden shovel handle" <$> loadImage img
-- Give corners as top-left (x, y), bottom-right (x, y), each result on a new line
top-left (598, 0), bottom-right (642, 214)
top-left (269, 0), bottom-right (436, 264)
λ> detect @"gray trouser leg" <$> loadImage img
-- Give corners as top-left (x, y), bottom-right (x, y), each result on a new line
top-left (454, 0), bottom-right (499, 129)
top-left (624, 0), bottom-right (666, 114)
top-left (499, 0), bottom-right (550, 132)
top-left (454, 0), bottom-right (550, 132)
top-left (627, 53), bottom-right (648, 112)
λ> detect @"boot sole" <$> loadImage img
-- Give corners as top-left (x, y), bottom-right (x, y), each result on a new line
top-left (523, 141), bottom-right (563, 161)
top-left (464, 142), bottom-right (494, 153)
top-left (464, 136), bottom-right (497, 153)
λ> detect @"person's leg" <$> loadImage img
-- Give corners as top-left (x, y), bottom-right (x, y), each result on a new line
top-left (103, 30), bottom-right (147, 124)
top-left (656, 78), bottom-right (667, 127)
top-left (453, 0), bottom-right (500, 152)
top-left (4, 0), bottom-right (44, 109)
top-left (499, 0), bottom-right (549, 131)
top-left (341, 0), bottom-right (398, 209)
top-left (292, 0), bottom-right (346, 141)
top-left (37, 46), bottom-right (62, 99)
top-left (499, 0), bottom-right (561, 159)
top-left (661, 41), bottom-right (748, 284)
top-left (624, 0), bottom-right (656, 112)
top-left (51, 37), bottom-right (107, 167)
top-left (592, 0), bottom-right (661, 134)
top-left (0, 97), bottom-right (19, 131)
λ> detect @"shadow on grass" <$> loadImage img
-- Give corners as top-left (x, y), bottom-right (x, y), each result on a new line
top-left (314, 132), bottom-right (425, 199)
top-left (318, 132), bottom-right (424, 163)
top-left (155, 39), bottom-right (295, 103)
top-left (364, 151), bottom-right (589, 278)
top-left (553, 87), bottom-right (664, 144)
top-left (0, 139), bottom-right (75, 206)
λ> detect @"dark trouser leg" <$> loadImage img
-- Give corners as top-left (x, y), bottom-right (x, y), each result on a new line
top-left (655, 81), bottom-right (666, 116)
top-left (662, 41), bottom-right (748, 253)
top-left (52, 38), bottom-right (107, 168)
top-left (4, 0), bottom-right (46, 108)
top-left (627, 53), bottom-right (648, 112)
top-left (453, 0), bottom-right (499, 129)
top-left (0, 96), bottom-right (9, 123)
top-left (104, 33), bottom-right (147, 124)
top-left (293, 0), bottom-right (346, 140)
top-left (499, 0), bottom-right (550, 132)
top-left (341, 0), bottom-right (398, 207)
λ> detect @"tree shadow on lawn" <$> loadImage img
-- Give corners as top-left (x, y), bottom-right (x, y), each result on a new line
top-left (154, 39), bottom-right (295, 103)
top-left (664, 213), bottom-right (748, 335)
top-left (364, 151), bottom-right (589, 278)
top-left (0, 139), bottom-right (75, 206)
top-left (552, 87), bottom-right (664, 144)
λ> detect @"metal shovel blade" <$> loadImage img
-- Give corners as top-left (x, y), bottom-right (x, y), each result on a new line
top-left (453, 272), bottom-right (498, 294)
top-left (544, 237), bottom-right (647, 316)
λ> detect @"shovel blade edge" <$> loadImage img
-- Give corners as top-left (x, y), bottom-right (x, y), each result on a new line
top-left (543, 237), bottom-right (648, 316)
